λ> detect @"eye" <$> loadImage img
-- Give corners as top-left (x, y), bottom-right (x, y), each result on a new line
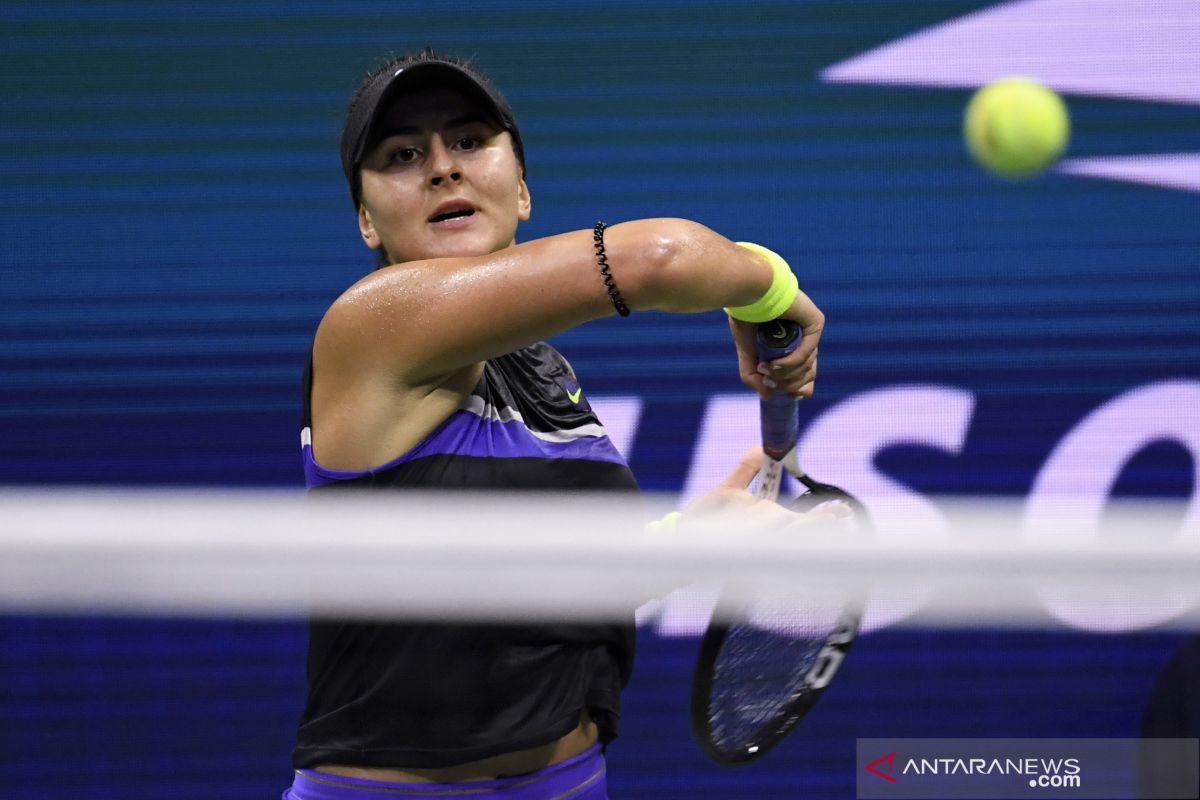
top-left (455, 136), bottom-right (481, 151)
top-left (389, 146), bottom-right (420, 164)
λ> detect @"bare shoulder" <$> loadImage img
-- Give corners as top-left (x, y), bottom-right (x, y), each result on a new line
top-left (308, 283), bottom-right (481, 472)
top-left (315, 265), bottom-right (426, 373)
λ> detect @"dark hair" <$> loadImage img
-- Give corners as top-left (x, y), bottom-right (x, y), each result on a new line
top-left (375, 246), bottom-right (392, 270)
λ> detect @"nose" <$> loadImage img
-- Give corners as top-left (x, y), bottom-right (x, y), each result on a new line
top-left (427, 136), bottom-right (462, 187)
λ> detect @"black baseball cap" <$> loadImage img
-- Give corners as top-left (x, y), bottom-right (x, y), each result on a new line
top-left (340, 52), bottom-right (525, 207)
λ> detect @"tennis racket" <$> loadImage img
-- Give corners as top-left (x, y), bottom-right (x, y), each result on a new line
top-left (690, 318), bottom-right (866, 765)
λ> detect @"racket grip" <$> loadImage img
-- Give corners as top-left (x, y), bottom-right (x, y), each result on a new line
top-left (756, 320), bottom-right (802, 461)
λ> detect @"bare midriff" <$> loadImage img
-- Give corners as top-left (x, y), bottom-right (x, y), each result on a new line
top-left (312, 711), bottom-right (598, 783)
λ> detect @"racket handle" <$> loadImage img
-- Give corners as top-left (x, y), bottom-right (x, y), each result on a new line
top-left (756, 320), bottom-right (802, 462)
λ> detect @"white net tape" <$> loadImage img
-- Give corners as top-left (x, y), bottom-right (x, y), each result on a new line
top-left (1, 490), bottom-right (1197, 630)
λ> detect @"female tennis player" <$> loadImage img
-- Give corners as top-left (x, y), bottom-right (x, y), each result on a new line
top-left (286, 48), bottom-right (826, 800)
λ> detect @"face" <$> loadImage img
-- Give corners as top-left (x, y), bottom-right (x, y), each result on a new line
top-left (356, 87), bottom-right (531, 265)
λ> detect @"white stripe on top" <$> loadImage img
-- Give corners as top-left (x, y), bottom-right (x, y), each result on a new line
top-left (458, 394), bottom-right (607, 443)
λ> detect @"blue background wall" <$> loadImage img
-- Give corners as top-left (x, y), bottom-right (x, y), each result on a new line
top-left (1, 1), bottom-right (1197, 797)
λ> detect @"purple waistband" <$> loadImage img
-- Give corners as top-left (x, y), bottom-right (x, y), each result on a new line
top-left (284, 744), bottom-right (607, 800)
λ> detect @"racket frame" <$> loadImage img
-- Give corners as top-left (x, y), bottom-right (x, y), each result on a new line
top-left (690, 320), bottom-right (864, 765)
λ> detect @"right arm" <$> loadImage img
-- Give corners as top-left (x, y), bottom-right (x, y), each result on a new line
top-left (315, 218), bottom-right (816, 386)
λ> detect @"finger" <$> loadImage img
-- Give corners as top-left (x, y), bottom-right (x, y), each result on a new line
top-left (762, 357), bottom-right (816, 393)
top-left (787, 357), bottom-right (818, 396)
top-left (764, 341), bottom-right (817, 369)
top-left (765, 363), bottom-right (816, 398)
top-left (790, 381), bottom-right (815, 400)
top-left (718, 446), bottom-right (763, 490)
top-left (743, 373), bottom-right (771, 401)
top-left (770, 355), bottom-right (815, 386)
top-left (794, 329), bottom-right (820, 364)
top-left (812, 499), bottom-right (853, 519)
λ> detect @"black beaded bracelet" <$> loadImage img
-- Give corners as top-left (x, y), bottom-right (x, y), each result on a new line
top-left (593, 221), bottom-right (630, 317)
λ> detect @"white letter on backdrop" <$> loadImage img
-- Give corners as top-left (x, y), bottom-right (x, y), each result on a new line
top-left (1025, 380), bottom-right (1200, 632)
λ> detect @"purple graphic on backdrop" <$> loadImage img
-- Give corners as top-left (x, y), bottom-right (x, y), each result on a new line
top-left (1059, 153), bottom-right (1200, 194)
top-left (820, 0), bottom-right (1200, 193)
top-left (821, 0), bottom-right (1200, 105)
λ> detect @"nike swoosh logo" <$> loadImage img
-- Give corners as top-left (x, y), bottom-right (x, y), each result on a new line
top-left (567, 386), bottom-right (583, 404)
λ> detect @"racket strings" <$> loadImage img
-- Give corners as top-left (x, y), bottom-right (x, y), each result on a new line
top-left (706, 593), bottom-right (849, 748)
top-left (699, 487), bottom-right (867, 757)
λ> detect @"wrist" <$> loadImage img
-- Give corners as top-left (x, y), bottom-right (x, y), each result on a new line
top-left (724, 242), bottom-right (799, 323)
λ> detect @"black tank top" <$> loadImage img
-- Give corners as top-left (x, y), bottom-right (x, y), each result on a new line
top-left (293, 342), bottom-right (639, 769)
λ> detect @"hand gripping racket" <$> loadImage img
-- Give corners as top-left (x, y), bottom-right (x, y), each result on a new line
top-left (690, 319), bottom-right (866, 765)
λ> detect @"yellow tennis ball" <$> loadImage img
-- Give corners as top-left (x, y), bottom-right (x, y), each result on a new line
top-left (964, 77), bottom-right (1070, 179)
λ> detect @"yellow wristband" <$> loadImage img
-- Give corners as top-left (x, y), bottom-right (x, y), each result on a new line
top-left (723, 242), bottom-right (800, 323)
top-left (644, 511), bottom-right (682, 534)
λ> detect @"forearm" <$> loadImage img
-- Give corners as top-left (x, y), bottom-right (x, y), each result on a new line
top-left (603, 218), bottom-right (774, 314)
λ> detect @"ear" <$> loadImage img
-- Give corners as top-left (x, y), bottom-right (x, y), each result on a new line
top-left (516, 177), bottom-right (532, 222)
top-left (358, 204), bottom-right (382, 250)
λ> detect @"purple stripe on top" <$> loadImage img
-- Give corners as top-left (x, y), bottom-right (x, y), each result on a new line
top-left (303, 411), bottom-right (627, 489)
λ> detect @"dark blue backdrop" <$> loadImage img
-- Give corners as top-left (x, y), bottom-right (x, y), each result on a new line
top-left (1, 1), bottom-right (1197, 797)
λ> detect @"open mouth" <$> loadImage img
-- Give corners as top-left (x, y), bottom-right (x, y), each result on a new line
top-left (429, 207), bottom-right (476, 223)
